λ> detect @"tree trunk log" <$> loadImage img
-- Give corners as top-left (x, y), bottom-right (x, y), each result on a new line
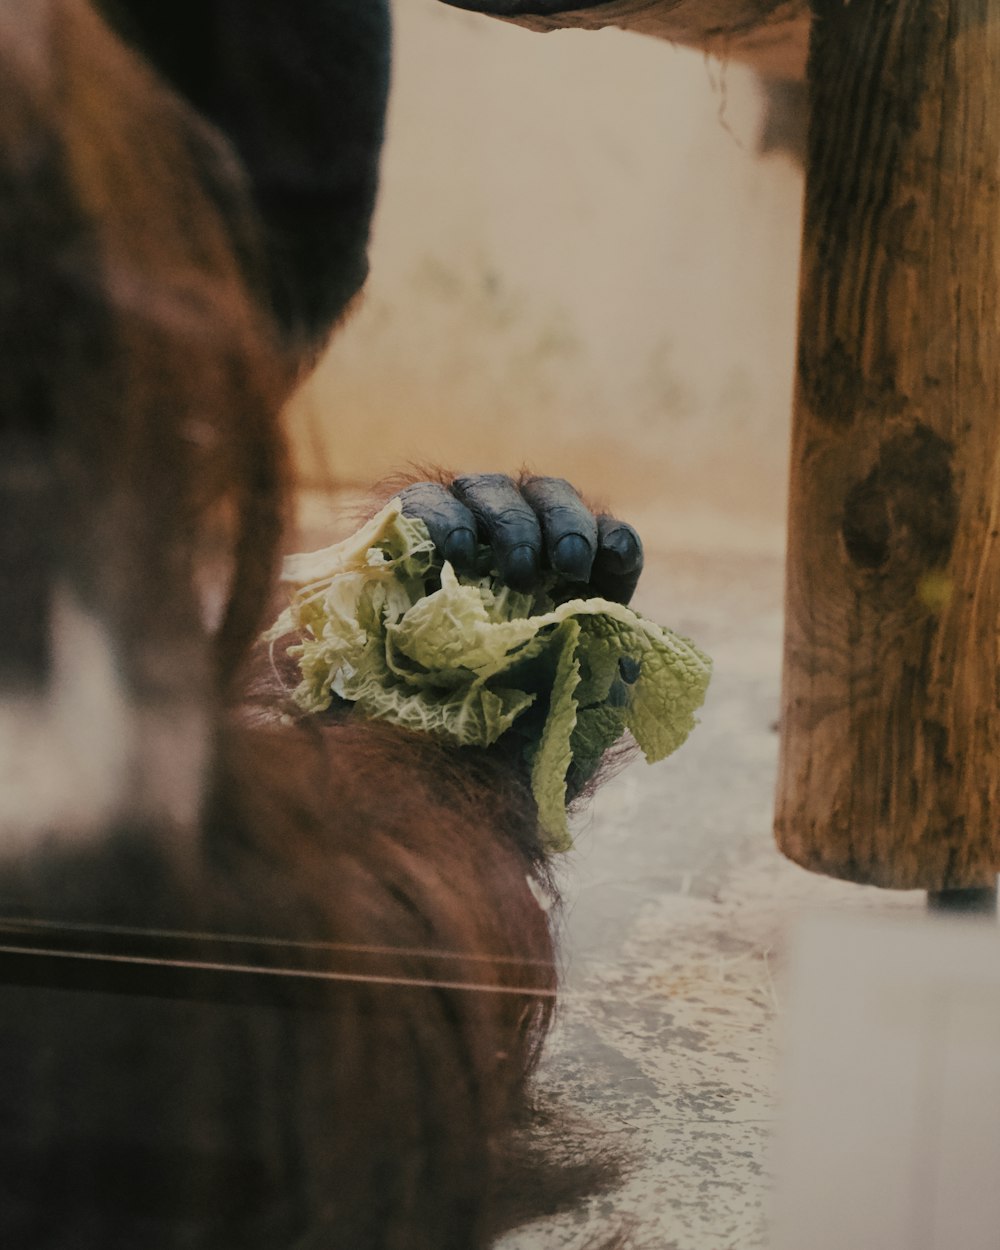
top-left (775, 0), bottom-right (1000, 889)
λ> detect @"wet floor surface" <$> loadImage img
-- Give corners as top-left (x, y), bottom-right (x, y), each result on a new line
top-left (501, 547), bottom-right (926, 1250)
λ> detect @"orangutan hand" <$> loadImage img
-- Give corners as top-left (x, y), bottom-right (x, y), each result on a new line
top-left (398, 473), bottom-right (644, 605)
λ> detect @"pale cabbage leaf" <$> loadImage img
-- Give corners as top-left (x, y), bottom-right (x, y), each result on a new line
top-left (265, 499), bottom-right (711, 851)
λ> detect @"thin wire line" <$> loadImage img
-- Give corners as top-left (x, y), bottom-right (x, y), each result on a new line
top-left (0, 916), bottom-right (558, 969)
top-left (0, 940), bottom-right (691, 1010)
top-left (0, 942), bottom-right (562, 999)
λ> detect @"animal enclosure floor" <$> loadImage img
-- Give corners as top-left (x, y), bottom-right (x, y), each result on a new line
top-left (497, 542), bottom-right (928, 1250)
top-left (293, 494), bottom-right (930, 1250)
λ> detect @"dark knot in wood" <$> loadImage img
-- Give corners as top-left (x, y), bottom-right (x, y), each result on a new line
top-left (799, 338), bottom-right (905, 430)
top-left (841, 425), bottom-right (957, 575)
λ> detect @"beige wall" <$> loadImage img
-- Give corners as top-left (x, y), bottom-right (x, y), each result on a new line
top-left (288, 0), bottom-right (804, 551)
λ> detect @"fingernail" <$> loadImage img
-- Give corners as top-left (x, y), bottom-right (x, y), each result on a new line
top-left (602, 528), bottom-right (639, 572)
top-left (618, 655), bottom-right (641, 684)
top-left (443, 528), bottom-right (476, 571)
top-left (503, 544), bottom-right (538, 589)
top-left (552, 533), bottom-right (594, 581)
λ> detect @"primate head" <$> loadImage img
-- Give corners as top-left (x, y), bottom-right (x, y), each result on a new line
top-left (0, 0), bottom-right (392, 849)
top-left (0, 9), bottom-right (585, 1250)
top-left (95, 0), bottom-right (392, 355)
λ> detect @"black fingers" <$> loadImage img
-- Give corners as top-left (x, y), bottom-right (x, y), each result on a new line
top-left (519, 477), bottom-right (598, 583)
top-left (401, 477), bottom-right (644, 603)
top-left (398, 482), bottom-right (478, 574)
top-left (592, 515), bottom-right (644, 605)
top-left (450, 474), bottom-right (542, 589)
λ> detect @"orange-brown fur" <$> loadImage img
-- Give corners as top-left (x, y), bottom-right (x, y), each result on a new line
top-left (0, 3), bottom-right (623, 1246)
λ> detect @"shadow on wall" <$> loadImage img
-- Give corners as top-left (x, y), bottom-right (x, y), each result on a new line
top-left (287, 0), bottom-right (805, 552)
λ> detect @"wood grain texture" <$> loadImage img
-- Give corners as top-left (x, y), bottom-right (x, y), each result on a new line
top-left (775, 0), bottom-right (1000, 888)
top-left (438, 0), bottom-right (811, 80)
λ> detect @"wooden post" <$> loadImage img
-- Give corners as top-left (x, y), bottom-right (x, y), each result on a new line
top-left (775, 0), bottom-right (1000, 889)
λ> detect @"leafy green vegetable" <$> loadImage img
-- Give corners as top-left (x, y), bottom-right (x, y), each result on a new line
top-left (265, 499), bottom-right (712, 851)
top-left (527, 619), bottom-right (583, 852)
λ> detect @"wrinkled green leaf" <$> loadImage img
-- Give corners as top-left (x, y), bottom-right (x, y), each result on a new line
top-left (527, 619), bottom-right (582, 853)
top-left (571, 703), bottom-right (629, 785)
top-left (265, 498), bottom-right (712, 849)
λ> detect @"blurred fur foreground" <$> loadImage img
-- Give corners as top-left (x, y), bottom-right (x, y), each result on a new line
top-left (0, 3), bottom-right (627, 1246)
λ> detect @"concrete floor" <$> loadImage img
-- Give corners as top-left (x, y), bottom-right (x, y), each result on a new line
top-left (501, 545), bottom-right (928, 1250)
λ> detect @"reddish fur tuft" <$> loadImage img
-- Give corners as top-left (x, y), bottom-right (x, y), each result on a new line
top-left (0, 4), bottom-right (628, 1246)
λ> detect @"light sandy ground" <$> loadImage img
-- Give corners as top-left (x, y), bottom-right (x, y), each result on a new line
top-left (293, 492), bottom-right (930, 1249)
top-left (497, 543), bottom-right (928, 1250)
